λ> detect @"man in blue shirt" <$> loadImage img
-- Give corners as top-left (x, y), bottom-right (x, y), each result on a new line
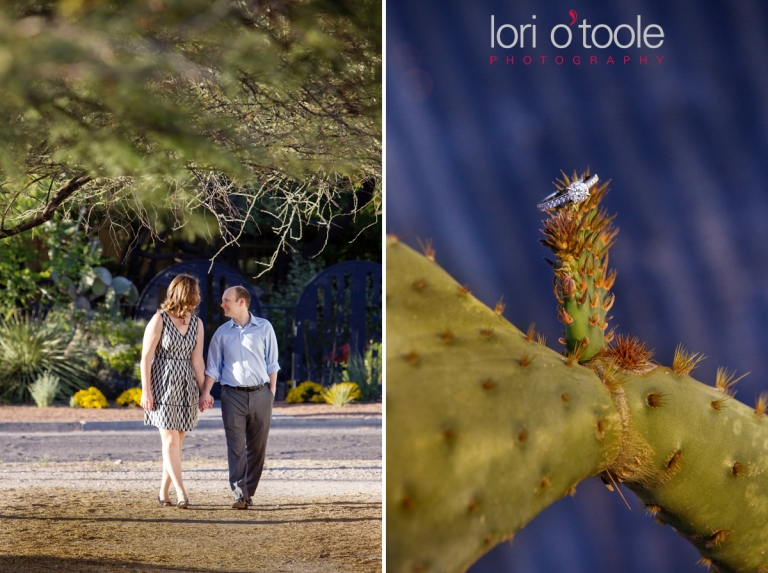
top-left (200, 286), bottom-right (279, 509)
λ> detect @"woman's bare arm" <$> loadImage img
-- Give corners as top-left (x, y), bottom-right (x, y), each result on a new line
top-left (140, 313), bottom-right (163, 411)
top-left (191, 317), bottom-right (206, 391)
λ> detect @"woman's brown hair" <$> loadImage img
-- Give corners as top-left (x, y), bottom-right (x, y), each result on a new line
top-left (160, 274), bottom-right (201, 320)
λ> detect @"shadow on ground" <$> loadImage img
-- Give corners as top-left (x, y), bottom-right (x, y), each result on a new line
top-left (0, 489), bottom-right (381, 573)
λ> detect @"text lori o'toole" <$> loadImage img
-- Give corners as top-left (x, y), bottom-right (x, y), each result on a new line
top-left (491, 15), bottom-right (664, 50)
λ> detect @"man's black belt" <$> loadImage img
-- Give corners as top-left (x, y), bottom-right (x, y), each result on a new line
top-left (231, 384), bottom-right (266, 392)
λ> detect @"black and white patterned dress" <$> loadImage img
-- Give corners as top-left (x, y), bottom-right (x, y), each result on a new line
top-left (144, 311), bottom-right (199, 431)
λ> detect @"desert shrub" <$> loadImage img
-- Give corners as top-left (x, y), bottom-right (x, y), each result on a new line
top-left (309, 391), bottom-right (325, 403)
top-left (116, 387), bottom-right (142, 407)
top-left (286, 381), bottom-right (325, 404)
top-left (29, 371), bottom-right (61, 407)
top-left (366, 342), bottom-right (382, 382)
top-left (70, 386), bottom-right (109, 408)
top-left (321, 382), bottom-right (361, 407)
top-left (345, 349), bottom-right (368, 384)
top-left (0, 311), bottom-right (91, 403)
top-left (0, 216), bottom-right (101, 309)
top-left (343, 342), bottom-right (382, 401)
top-left (86, 311), bottom-right (145, 398)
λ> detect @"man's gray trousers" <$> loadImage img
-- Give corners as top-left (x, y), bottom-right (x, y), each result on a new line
top-left (220, 383), bottom-right (273, 503)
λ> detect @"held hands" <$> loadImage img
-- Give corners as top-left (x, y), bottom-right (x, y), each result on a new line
top-left (199, 392), bottom-right (214, 412)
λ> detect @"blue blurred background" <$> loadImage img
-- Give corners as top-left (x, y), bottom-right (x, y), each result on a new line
top-left (386, 0), bottom-right (768, 571)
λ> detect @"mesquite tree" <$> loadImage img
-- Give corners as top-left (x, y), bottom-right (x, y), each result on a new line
top-left (0, 0), bottom-right (380, 268)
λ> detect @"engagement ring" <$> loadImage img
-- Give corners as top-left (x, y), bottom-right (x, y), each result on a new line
top-left (537, 174), bottom-right (599, 212)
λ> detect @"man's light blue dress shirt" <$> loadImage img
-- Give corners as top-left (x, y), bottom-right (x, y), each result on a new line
top-left (204, 314), bottom-right (280, 387)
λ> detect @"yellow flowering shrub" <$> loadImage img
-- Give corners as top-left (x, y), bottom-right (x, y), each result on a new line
top-left (70, 386), bottom-right (109, 409)
top-left (310, 391), bottom-right (326, 403)
top-left (286, 381), bottom-right (325, 404)
top-left (321, 382), bottom-right (361, 407)
top-left (116, 387), bottom-right (142, 407)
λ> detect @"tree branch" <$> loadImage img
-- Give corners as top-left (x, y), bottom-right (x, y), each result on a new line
top-left (0, 175), bottom-right (92, 240)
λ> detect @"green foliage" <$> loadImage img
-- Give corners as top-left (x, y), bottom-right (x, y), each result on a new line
top-left (270, 255), bottom-right (326, 308)
top-left (304, 190), bottom-right (383, 265)
top-left (286, 381), bottom-right (325, 404)
top-left (0, 311), bottom-right (91, 403)
top-left (0, 233), bottom-right (51, 309)
top-left (268, 254), bottom-right (325, 346)
top-left (29, 371), bottom-right (61, 408)
top-left (0, 211), bottom-right (98, 309)
top-left (96, 346), bottom-right (141, 378)
top-left (0, 226), bottom-right (146, 399)
top-left (70, 386), bottom-right (109, 409)
top-left (86, 310), bottom-right (145, 398)
top-left (321, 382), bottom-right (361, 407)
top-left (344, 349), bottom-right (368, 386)
top-left (0, 208), bottom-right (137, 311)
top-left (87, 311), bottom-right (146, 348)
top-left (343, 342), bottom-right (381, 401)
top-left (0, 0), bottom-right (381, 267)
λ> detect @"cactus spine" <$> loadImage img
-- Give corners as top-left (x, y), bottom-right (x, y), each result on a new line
top-left (386, 174), bottom-right (768, 573)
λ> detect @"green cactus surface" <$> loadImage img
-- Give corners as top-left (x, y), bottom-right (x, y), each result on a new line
top-left (386, 238), bottom-right (622, 573)
top-left (610, 368), bottom-right (768, 570)
top-left (386, 238), bottom-right (768, 573)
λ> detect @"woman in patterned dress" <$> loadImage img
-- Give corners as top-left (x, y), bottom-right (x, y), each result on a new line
top-left (139, 274), bottom-right (206, 508)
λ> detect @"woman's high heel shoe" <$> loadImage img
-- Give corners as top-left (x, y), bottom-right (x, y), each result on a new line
top-left (158, 496), bottom-right (172, 507)
top-left (177, 498), bottom-right (189, 509)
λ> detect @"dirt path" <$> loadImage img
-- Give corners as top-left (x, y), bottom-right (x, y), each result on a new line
top-left (0, 403), bottom-right (382, 422)
top-left (0, 459), bottom-right (381, 572)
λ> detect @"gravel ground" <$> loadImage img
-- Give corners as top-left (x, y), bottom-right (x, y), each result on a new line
top-left (0, 459), bottom-right (381, 572)
top-left (0, 427), bottom-right (381, 463)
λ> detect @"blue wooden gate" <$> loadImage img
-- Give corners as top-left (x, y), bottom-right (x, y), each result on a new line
top-left (135, 260), bottom-right (262, 327)
top-left (292, 260), bottom-right (382, 385)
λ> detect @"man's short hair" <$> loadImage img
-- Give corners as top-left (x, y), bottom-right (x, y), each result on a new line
top-left (230, 285), bottom-right (251, 307)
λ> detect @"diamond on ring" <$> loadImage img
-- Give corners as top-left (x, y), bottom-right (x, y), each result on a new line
top-left (537, 174), bottom-right (599, 212)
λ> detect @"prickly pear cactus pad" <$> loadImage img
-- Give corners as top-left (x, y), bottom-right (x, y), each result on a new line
top-left (387, 170), bottom-right (768, 573)
top-left (611, 368), bottom-right (768, 572)
top-left (386, 238), bottom-right (622, 573)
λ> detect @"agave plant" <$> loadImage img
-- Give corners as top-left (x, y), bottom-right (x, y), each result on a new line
top-left (322, 382), bottom-right (362, 407)
top-left (0, 312), bottom-right (91, 403)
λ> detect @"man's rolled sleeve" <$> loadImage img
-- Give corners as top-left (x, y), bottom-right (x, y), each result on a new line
top-left (265, 323), bottom-right (280, 374)
top-left (205, 333), bottom-right (223, 381)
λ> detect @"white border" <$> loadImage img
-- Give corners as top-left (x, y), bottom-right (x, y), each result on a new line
top-left (380, 0), bottom-right (388, 568)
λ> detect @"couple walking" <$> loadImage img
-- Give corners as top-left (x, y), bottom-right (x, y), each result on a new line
top-left (139, 274), bottom-right (279, 509)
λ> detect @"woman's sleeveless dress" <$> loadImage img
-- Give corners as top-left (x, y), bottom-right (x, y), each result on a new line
top-left (144, 311), bottom-right (199, 431)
